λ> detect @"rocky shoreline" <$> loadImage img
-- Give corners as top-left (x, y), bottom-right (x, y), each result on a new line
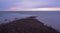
top-left (0, 16), bottom-right (60, 33)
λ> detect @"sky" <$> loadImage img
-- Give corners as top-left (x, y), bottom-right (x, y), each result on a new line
top-left (0, 0), bottom-right (60, 11)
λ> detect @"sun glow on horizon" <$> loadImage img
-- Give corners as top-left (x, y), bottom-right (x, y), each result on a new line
top-left (7, 7), bottom-right (60, 11)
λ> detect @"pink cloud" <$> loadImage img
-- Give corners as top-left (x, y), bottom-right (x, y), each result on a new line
top-left (6, 7), bottom-right (60, 11)
top-left (7, 7), bottom-right (23, 11)
top-left (9, 7), bottom-right (19, 11)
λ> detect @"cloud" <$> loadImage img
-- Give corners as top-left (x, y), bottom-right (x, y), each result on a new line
top-left (4, 7), bottom-right (60, 11)
top-left (14, 0), bottom-right (60, 8)
top-left (14, 0), bottom-right (58, 8)
top-left (0, 0), bottom-right (60, 8)
top-left (0, 0), bottom-right (60, 11)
